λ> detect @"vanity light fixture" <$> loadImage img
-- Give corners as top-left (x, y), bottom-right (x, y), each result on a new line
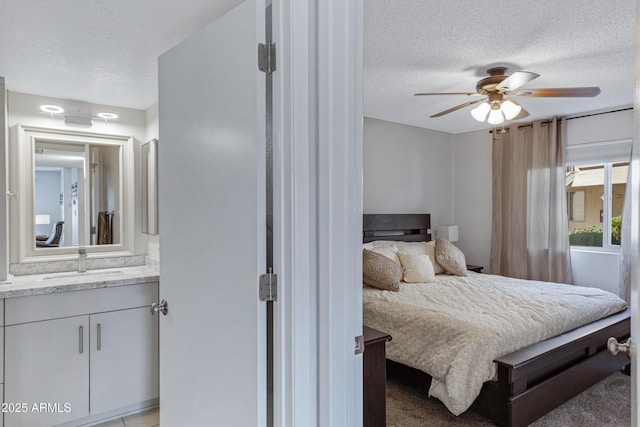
top-left (96, 112), bottom-right (119, 121)
top-left (39, 105), bottom-right (119, 126)
top-left (40, 104), bottom-right (65, 118)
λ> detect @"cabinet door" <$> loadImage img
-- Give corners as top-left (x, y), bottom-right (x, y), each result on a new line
top-left (5, 316), bottom-right (89, 427)
top-left (89, 307), bottom-right (159, 415)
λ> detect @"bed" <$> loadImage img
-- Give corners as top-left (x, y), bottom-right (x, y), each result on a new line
top-left (362, 213), bottom-right (630, 427)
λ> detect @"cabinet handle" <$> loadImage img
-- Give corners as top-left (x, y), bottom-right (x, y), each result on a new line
top-left (97, 323), bottom-right (102, 351)
top-left (79, 326), bottom-right (84, 354)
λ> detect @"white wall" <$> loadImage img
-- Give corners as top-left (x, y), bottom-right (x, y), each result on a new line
top-left (7, 91), bottom-right (149, 256)
top-left (363, 117), bottom-right (454, 228)
top-left (569, 250), bottom-right (621, 294)
top-left (565, 108), bottom-right (633, 145)
top-left (144, 102), bottom-right (160, 262)
top-left (453, 130), bottom-right (492, 269)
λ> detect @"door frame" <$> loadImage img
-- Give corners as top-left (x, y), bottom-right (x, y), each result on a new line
top-left (0, 77), bottom-right (7, 281)
top-left (630, 4), bottom-right (640, 420)
top-left (272, 0), bottom-right (364, 425)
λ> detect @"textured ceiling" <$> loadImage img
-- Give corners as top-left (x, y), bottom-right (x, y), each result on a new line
top-left (364, 0), bottom-right (637, 133)
top-left (1, 0), bottom-right (636, 131)
top-left (0, 0), bottom-right (242, 110)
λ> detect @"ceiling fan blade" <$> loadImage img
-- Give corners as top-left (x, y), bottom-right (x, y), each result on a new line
top-left (509, 87), bottom-right (601, 97)
top-left (430, 99), bottom-right (485, 118)
top-left (495, 71), bottom-right (540, 92)
top-left (512, 107), bottom-right (530, 120)
top-left (415, 92), bottom-right (483, 96)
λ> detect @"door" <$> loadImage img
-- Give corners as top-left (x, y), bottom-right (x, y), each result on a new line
top-left (4, 316), bottom-right (89, 427)
top-left (90, 307), bottom-right (159, 414)
top-left (158, 1), bottom-right (266, 426)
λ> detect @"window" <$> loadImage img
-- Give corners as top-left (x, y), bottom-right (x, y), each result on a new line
top-left (565, 162), bottom-right (628, 248)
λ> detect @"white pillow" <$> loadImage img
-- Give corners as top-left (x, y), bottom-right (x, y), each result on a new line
top-left (368, 240), bottom-right (402, 247)
top-left (424, 241), bottom-right (447, 274)
top-left (398, 251), bottom-right (436, 283)
top-left (363, 242), bottom-right (376, 251)
top-left (393, 241), bottom-right (425, 254)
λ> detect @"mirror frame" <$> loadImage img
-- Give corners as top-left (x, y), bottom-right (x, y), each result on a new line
top-left (9, 125), bottom-right (135, 263)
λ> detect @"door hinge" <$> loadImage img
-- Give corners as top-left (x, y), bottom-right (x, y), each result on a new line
top-left (259, 272), bottom-right (278, 302)
top-left (258, 41), bottom-right (276, 74)
top-left (6, 189), bottom-right (17, 200)
top-left (355, 335), bottom-right (365, 355)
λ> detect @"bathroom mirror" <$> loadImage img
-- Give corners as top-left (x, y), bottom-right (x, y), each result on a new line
top-left (34, 141), bottom-right (121, 247)
top-left (9, 125), bottom-right (134, 263)
top-left (141, 138), bottom-right (158, 235)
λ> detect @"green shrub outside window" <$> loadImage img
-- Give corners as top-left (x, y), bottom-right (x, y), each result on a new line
top-left (568, 215), bottom-right (621, 246)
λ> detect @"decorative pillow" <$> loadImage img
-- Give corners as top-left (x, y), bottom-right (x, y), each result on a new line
top-left (368, 244), bottom-right (401, 266)
top-left (363, 249), bottom-right (403, 291)
top-left (434, 238), bottom-right (467, 276)
top-left (423, 241), bottom-right (447, 274)
top-left (397, 251), bottom-right (436, 283)
top-left (394, 241), bottom-right (426, 255)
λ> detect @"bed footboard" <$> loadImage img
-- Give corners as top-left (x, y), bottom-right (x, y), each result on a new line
top-left (472, 308), bottom-right (631, 427)
top-left (387, 308), bottom-right (630, 427)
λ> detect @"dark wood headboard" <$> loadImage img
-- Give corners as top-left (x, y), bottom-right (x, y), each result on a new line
top-left (363, 214), bottom-right (431, 243)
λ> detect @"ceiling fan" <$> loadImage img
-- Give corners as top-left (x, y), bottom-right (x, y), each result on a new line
top-left (415, 67), bottom-right (601, 125)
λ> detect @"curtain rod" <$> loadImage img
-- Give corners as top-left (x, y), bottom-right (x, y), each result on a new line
top-left (566, 107), bottom-right (632, 121)
top-left (489, 120), bottom-right (553, 134)
top-left (489, 107), bottom-right (634, 134)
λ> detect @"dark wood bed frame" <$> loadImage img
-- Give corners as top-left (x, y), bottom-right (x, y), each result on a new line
top-left (363, 214), bottom-right (631, 427)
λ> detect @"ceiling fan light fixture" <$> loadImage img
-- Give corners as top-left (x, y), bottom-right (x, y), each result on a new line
top-left (487, 107), bottom-right (505, 125)
top-left (501, 99), bottom-right (522, 120)
top-left (470, 102), bottom-right (491, 122)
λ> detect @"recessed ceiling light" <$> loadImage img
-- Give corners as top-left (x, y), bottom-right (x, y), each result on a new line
top-left (40, 105), bottom-right (64, 114)
top-left (96, 112), bottom-right (118, 120)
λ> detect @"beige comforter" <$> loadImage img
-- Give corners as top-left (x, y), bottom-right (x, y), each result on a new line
top-left (362, 272), bottom-right (627, 415)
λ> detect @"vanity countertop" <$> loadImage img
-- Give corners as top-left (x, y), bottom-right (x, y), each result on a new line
top-left (0, 266), bottom-right (159, 298)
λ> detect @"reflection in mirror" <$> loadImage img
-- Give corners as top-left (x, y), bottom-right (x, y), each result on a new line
top-left (141, 139), bottom-right (158, 235)
top-left (34, 141), bottom-right (121, 249)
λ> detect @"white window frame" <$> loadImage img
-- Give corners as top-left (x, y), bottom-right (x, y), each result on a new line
top-left (565, 138), bottom-right (631, 253)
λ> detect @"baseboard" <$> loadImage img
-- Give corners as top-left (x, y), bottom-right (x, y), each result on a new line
top-left (55, 399), bottom-right (159, 427)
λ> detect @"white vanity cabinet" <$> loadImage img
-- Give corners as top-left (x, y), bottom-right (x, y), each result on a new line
top-left (5, 316), bottom-right (90, 427)
top-left (4, 283), bottom-right (158, 427)
top-left (89, 307), bottom-right (159, 414)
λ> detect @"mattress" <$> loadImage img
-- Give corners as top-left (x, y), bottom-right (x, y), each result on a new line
top-left (362, 271), bottom-right (627, 415)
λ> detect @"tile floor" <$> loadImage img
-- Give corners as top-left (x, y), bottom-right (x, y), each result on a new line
top-left (94, 407), bottom-right (159, 427)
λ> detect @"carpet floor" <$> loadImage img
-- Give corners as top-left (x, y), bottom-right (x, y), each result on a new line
top-left (386, 372), bottom-right (631, 427)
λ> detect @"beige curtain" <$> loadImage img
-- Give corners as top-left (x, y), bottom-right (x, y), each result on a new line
top-left (490, 117), bottom-right (573, 283)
